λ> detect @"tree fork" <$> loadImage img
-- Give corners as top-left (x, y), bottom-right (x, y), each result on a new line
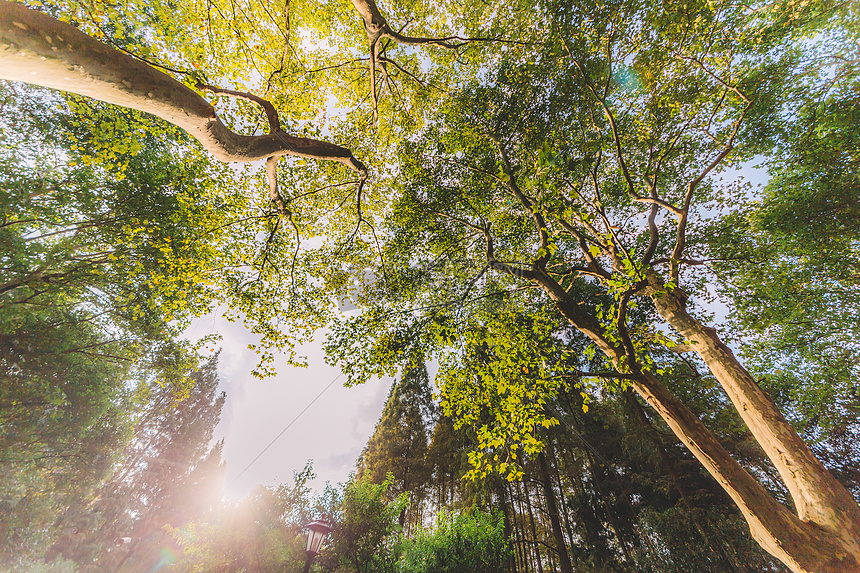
top-left (531, 269), bottom-right (860, 573)
top-left (643, 270), bottom-right (860, 565)
top-left (0, 1), bottom-right (366, 173)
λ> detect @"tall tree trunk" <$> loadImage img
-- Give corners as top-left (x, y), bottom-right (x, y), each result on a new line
top-left (559, 390), bottom-right (633, 570)
top-left (499, 480), bottom-right (518, 573)
top-left (581, 444), bottom-right (635, 568)
top-left (522, 479), bottom-right (545, 573)
top-left (646, 271), bottom-right (860, 521)
top-left (512, 480), bottom-right (531, 573)
top-left (537, 452), bottom-right (575, 573)
top-left (529, 269), bottom-right (860, 573)
top-left (548, 440), bottom-right (581, 571)
top-left (557, 392), bottom-right (619, 571)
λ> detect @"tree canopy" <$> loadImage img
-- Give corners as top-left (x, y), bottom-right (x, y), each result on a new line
top-left (1, 0), bottom-right (859, 571)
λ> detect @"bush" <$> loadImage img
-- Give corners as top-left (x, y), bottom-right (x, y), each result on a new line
top-left (329, 474), bottom-right (408, 573)
top-left (397, 509), bottom-right (510, 573)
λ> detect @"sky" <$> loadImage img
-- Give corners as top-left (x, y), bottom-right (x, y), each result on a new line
top-left (182, 161), bottom-right (768, 501)
top-left (184, 312), bottom-right (393, 498)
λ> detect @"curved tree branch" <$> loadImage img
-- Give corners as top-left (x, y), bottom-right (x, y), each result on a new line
top-left (0, 1), bottom-right (367, 173)
top-left (196, 81), bottom-right (289, 218)
top-left (490, 135), bottom-right (551, 268)
top-left (196, 81), bottom-right (281, 132)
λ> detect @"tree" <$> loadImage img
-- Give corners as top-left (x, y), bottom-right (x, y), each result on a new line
top-left (425, 412), bottom-right (477, 512)
top-left (358, 365), bottom-right (435, 531)
top-left (549, 380), bottom-right (784, 572)
top-left (398, 509), bottom-right (511, 573)
top-left (707, 72), bottom-right (860, 488)
top-left (330, 474), bottom-right (407, 573)
top-left (0, 82), bottom-right (232, 567)
top-left (1, 0), bottom-right (859, 570)
top-left (0, 2), bottom-right (365, 170)
top-left (45, 357), bottom-right (227, 572)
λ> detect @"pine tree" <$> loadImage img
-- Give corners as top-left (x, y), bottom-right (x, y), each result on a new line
top-left (358, 365), bottom-right (435, 531)
top-left (47, 357), bottom-right (226, 572)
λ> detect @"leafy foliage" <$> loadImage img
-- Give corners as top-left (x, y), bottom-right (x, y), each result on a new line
top-left (397, 509), bottom-right (510, 573)
top-left (329, 474), bottom-right (408, 573)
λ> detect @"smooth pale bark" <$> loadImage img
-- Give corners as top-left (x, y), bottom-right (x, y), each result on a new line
top-left (350, 0), bottom-right (473, 47)
top-left (632, 368), bottom-right (858, 572)
top-left (518, 267), bottom-right (860, 573)
top-left (643, 271), bottom-right (860, 565)
top-left (0, 1), bottom-right (366, 172)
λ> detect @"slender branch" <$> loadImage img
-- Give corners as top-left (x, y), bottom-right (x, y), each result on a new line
top-left (370, 39), bottom-right (380, 123)
top-left (616, 290), bottom-right (637, 364)
top-left (546, 263), bottom-right (607, 281)
top-left (559, 180), bottom-right (611, 249)
top-left (0, 269), bottom-right (86, 295)
top-left (482, 223), bottom-right (536, 280)
top-left (288, 211), bottom-right (300, 291)
top-left (490, 135), bottom-right (551, 267)
top-left (589, 185), bottom-right (641, 280)
top-left (677, 54), bottom-right (750, 103)
top-left (196, 81), bottom-right (281, 132)
top-left (304, 58), bottom-right (369, 75)
top-left (377, 55), bottom-right (427, 87)
top-left (554, 218), bottom-right (610, 279)
top-left (333, 175), bottom-right (370, 254)
top-left (562, 41), bottom-right (640, 205)
top-left (429, 210), bottom-right (486, 233)
top-left (380, 29), bottom-right (514, 49)
top-left (642, 203), bottom-right (659, 265)
top-left (633, 196), bottom-right (683, 217)
top-left (257, 217), bottom-right (281, 275)
top-left (287, 180), bottom-right (361, 206)
top-left (671, 100), bottom-right (752, 280)
top-left (282, 0), bottom-right (291, 69)
top-left (428, 154), bottom-right (506, 185)
top-left (0, 217), bottom-right (39, 229)
top-left (192, 213), bottom-right (276, 242)
top-left (23, 218), bottom-right (116, 241)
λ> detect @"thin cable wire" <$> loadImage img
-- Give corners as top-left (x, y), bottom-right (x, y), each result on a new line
top-left (228, 372), bottom-right (343, 487)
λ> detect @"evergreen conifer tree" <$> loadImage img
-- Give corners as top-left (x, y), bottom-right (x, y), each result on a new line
top-left (358, 365), bottom-right (435, 531)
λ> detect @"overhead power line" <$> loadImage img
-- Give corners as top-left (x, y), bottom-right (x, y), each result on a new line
top-left (228, 372), bottom-right (343, 487)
